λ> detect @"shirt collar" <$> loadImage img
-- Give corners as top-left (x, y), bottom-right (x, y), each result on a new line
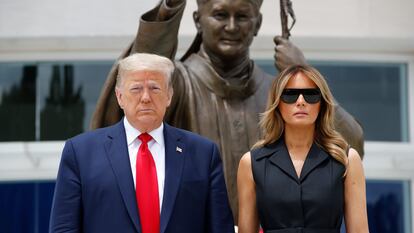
top-left (123, 117), bottom-right (164, 147)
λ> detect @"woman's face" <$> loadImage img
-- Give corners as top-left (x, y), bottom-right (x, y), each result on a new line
top-left (278, 72), bottom-right (321, 128)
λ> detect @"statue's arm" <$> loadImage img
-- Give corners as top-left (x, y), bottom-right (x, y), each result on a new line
top-left (131, 0), bottom-right (186, 58)
top-left (334, 105), bottom-right (365, 158)
top-left (90, 0), bottom-right (185, 129)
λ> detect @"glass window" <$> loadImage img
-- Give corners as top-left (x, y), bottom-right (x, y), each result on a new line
top-left (0, 181), bottom-right (55, 233)
top-left (0, 61), bottom-right (112, 141)
top-left (0, 64), bottom-right (37, 141)
top-left (366, 179), bottom-right (412, 233)
top-left (1, 60), bottom-right (410, 142)
top-left (37, 62), bottom-right (111, 140)
top-left (255, 60), bottom-right (409, 142)
top-left (312, 62), bottom-right (408, 142)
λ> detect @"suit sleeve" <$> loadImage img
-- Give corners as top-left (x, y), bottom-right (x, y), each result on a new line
top-left (49, 140), bottom-right (82, 233)
top-left (207, 143), bottom-right (235, 233)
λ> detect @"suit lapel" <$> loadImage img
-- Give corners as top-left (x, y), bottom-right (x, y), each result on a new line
top-left (104, 121), bottom-right (141, 233)
top-left (160, 124), bottom-right (185, 233)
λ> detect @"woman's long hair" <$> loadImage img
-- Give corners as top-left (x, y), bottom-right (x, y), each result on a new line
top-left (254, 65), bottom-right (349, 169)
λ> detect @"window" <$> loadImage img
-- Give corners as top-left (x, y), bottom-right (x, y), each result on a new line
top-left (0, 64), bottom-right (37, 141)
top-left (366, 179), bottom-right (412, 233)
top-left (0, 62), bottom-right (112, 141)
top-left (0, 181), bottom-right (55, 233)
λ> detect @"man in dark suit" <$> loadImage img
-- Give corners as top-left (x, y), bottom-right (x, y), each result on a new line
top-left (49, 53), bottom-right (234, 233)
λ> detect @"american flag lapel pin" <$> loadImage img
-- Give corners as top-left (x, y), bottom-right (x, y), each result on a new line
top-left (176, 146), bottom-right (182, 153)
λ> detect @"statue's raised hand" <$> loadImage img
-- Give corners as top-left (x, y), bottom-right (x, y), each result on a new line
top-left (166, 0), bottom-right (184, 6)
top-left (156, 0), bottom-right (185, 21)
top-left (274, 35), bottom-right (306, 72)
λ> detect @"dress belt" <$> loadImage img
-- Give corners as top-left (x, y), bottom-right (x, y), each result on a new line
top-left (265, 228), bottom-right (339, 233)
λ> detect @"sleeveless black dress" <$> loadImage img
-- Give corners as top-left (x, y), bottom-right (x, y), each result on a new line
top-left (251, 139), bottom-right (346, 233)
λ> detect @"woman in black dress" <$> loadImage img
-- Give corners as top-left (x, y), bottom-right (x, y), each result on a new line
top-left (237, 65), bottom-right (369, 233)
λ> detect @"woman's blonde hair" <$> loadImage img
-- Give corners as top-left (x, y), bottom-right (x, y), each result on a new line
top-left (255, 65), bottom-right (349, 169)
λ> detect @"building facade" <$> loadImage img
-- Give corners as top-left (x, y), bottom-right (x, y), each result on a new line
top-left (0, 0), bottom-right (413, 232)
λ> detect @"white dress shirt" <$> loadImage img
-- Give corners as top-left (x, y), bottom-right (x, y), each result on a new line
top-left (123, 117), bottom-right (165, 211)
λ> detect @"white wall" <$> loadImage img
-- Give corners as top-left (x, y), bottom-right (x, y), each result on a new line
top-left (2, 0), bottom-right (414, 38)
top-left (0, 0), bottom-right (153, 37)
top-left (1, 0), bottom-right (414, 60)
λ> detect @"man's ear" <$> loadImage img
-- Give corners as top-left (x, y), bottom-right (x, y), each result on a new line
top-left (193, 11), bottom-right (202, 33)
top-left (115, 87), bottom-right (124, 109)
top-left (167, 88), bottom-right (174, 107)
top-left (254, 13), bottom-right (263, 36)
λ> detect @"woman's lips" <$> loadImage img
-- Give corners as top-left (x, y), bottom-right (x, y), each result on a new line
top-left (294, 111), bottom-right (308, 116)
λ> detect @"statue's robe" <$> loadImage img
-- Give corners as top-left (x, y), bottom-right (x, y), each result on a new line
top-left (91, 1), bottom-right (364, 223)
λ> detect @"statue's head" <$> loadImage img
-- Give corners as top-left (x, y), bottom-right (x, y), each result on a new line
top-left (193, 0), bottom-right (262, 60)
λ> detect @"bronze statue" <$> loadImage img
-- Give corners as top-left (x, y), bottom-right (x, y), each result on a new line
top-left (91, 0), bottom-right (364, 223)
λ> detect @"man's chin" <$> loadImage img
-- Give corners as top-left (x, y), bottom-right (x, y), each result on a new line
top-left (134, 116), bottom-right (160, 129)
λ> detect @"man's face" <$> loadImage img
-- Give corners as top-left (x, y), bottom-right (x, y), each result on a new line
top-left (115, 70), bottom-right (172, 132)
top-left (194, 0), bottom-right (262, 60)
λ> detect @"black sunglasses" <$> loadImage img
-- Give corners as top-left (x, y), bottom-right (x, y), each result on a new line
top-left (280, 88), bottom-right (321, 104)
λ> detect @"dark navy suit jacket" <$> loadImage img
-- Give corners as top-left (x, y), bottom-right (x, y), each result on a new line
top-left (49, 121), bottom-right (234, 233)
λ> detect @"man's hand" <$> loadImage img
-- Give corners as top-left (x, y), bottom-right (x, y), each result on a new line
top-left (274, 36), bottom-right (307, 72)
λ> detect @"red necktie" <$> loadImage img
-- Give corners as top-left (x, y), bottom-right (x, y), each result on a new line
top-left (136, 133), bottom-right (160, 233)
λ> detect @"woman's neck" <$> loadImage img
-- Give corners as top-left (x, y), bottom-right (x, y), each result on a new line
top-left (284, 125), bottom-right (315, 157)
